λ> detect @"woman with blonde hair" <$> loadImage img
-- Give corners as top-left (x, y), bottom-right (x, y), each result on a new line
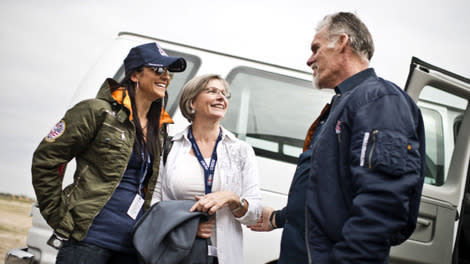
top-left (153, 74), bottom-right (262, 264)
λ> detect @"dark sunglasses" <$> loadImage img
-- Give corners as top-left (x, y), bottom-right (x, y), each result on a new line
top-left (147, 66), bottom-right (169, 75)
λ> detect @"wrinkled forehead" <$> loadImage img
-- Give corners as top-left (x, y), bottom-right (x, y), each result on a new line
top-left (311, 28), bottom-right (330, 48)
top-left (314, 27), bottom-right (330, 40)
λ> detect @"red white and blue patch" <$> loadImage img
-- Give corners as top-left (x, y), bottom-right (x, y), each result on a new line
top-left (45, 120), bottom-right (66, 142)
top-left (335, 120), bottom-right (342, 134)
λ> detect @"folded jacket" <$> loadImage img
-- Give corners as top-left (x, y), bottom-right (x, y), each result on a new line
top-left (133, 200), bottom-right (212, 264)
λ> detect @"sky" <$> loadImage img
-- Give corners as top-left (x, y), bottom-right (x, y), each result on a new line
top-left (1, 0), bottom-right (469, 198)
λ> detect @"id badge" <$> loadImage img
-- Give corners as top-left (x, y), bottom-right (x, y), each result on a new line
top-left (127, 194), bottom-right (144, 220)
top-left (208, 245), bottom-right (217, 257)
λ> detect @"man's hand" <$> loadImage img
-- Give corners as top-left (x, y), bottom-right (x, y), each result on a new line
top-left (248, 206), bottom-right (275, 232)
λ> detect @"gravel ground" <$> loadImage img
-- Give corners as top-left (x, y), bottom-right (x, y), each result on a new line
top-left (0, 197), bottom-right (33, 264)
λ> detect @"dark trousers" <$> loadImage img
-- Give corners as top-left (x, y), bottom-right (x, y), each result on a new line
top-left (56, 239), bottom-right (139, 264)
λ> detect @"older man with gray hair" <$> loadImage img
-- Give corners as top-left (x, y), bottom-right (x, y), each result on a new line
top-left (304, 12), bottom-right (425, 263)
top-left (250, 12), bottom-right (425, 264)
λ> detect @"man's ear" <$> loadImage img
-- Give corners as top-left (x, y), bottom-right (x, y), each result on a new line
top-left (337, 33), bottom-right (349, 53)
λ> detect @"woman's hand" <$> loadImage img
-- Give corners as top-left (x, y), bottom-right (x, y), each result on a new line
top-left (197, 216), bottom-right (215, 238)
top-left (190, 190), bottom-right (239, 215)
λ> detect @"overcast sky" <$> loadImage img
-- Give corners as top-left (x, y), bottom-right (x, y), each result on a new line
top-left (1, 0), bottom-right (469, 198)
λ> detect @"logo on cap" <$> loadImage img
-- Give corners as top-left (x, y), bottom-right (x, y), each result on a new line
top-left (156, 43), bottom-right (168, 56)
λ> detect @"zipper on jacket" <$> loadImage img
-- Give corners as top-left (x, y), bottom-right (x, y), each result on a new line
top-left (83, 177), bottom-right (122, 240)
top-left (82, 148), bottom-right (132, 239)
top-left (305, 205), bottom-right (312, 264)
top-left (67, 164), bottom-right (89, 198)
top-left (368, 129), bottom-right (379, 169)
top-left (103, 122), bottom-right (124, 131)
top-left (103, 122), bottom-right (127, 141)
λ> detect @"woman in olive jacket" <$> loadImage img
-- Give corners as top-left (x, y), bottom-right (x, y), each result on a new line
top-left (31, 42), bottom-right (185, 264)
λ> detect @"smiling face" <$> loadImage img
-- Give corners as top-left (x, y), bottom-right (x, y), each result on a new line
top-left (306, 27), bottom-right (341, 89)
top-left (192, 79), bottom-right (229, 122)
top-left (132, 67), bottom-right (170, 102)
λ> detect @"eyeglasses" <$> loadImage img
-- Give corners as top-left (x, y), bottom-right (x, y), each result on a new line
top-left (147, 66), bottom-right (174, 79)
top-left (204, 87), bottom-right (231, 99)
top-left (148, 66), bottom-right (169, 75)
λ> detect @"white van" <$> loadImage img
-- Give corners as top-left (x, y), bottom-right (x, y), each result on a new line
top-left (5, 32), bottom-right (470, 264)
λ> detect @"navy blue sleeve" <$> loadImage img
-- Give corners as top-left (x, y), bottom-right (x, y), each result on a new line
top-left (275, 207), bottom-right (287, 228)
top-left (331, 93), bottom-right (425, 263)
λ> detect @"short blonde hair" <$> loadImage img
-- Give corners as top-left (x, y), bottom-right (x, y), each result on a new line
top-left (179, 74), bottom-right (229, 122)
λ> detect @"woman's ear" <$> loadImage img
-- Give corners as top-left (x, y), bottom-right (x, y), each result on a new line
top-left (130, 71), bottom-right (141, 83)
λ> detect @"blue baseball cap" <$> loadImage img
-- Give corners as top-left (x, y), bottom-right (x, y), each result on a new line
top-left (124, 42), bottom-right (186, 75)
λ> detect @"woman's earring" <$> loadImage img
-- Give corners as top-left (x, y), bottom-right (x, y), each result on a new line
top-left (190, 108), bottom-right (195, 114)
top-left (136, 81), bottom-right (140, 89)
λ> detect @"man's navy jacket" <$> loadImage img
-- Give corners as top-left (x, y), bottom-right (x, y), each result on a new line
top-left (305, 68), bottom-right (426, 263)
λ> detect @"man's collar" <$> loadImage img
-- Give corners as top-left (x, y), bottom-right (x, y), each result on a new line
top-left (335, 68), bottom-right (376, 95)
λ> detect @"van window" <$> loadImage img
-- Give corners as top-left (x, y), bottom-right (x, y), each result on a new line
top-left (222, 66), bottom-right (333, 163)
top-left (113, 50), bottom-right (201, 115)
top-left (421, 107), bottom-right (445, 186)
top-left (418, 85), bottom-right (467, 186)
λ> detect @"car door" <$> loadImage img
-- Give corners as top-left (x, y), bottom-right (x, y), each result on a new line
top-left (389, 57), bottom-right (470, 264)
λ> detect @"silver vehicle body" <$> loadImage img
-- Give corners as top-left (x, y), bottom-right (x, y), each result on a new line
top-left (6, 33), bottom-right (470, 264)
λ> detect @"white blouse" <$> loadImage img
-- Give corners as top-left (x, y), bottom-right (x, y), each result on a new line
top-left (168, 154), bottom-right (218, 200)
top-left (152, 125), bottom-right (262, 264)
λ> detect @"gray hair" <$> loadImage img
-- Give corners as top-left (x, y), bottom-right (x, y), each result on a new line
top-left (317, 12), bottom-right (374, 61)
top-left (179, 74), bottom-right (229, 122)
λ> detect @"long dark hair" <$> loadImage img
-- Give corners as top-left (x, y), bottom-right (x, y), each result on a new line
top-left (117, 66), bottom-right (167, 163)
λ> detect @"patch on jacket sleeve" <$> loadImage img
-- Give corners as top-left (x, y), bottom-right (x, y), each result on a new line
top-left (367, 129), bottom-right (421, 177)
top-left (45, 120), bottom-right (66, 142)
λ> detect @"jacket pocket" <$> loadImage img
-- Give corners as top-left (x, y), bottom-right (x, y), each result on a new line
top-left (98, 122), bottom-right (127, 149)
top-left (90, 121), bottom-right (128, 165)
top-left (366, 129), bottom-right (421, 177)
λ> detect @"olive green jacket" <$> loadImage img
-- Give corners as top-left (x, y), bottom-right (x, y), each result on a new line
top-left (31, 78), bottom-right (161, 241)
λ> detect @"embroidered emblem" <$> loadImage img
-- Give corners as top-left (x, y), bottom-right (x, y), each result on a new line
top-left (45, 120), bottom-right (66, 142)
top-left (155, 43), bottom-right (168, 56)
top-left (335, 120), bottom-right (342, 134)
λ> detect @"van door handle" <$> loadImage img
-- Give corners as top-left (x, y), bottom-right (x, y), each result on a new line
top-left (417, 217), bottom-right (431, 227)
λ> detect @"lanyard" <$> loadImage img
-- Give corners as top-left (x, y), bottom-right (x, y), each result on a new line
top-left (138, 150), bottom-right (150, 196)
top-left (188, 127), bottom-right (223, 194)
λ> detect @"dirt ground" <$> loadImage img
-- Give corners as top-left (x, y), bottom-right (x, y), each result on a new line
top-left (0, 196), bottom-right (33, 264)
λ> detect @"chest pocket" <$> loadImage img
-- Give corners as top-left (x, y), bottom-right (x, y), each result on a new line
top-left (91, 114), bottom-right (129, 163)
top-left (98, 122), bottom-right (127, 149)
top-left (218, 156), bottom-right (243, 194)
